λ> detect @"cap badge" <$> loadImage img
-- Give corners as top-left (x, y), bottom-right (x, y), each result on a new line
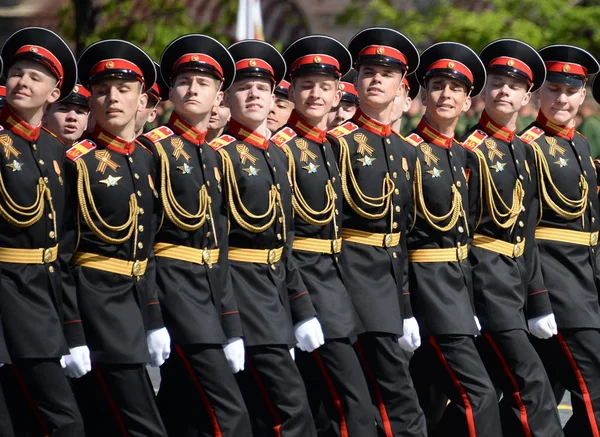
top-left (73, 85), bottom-right (79, 93)
top-left (447, 61), bottom-right (455, 69)
top-left (313, 56), bottom-right (321, 64)
top-left (507, 59), bottom-right (515, 67)
top-left (249, 59), bottom-right (257, 67)
top-left (105, 61), bottom-right (114, 69)
top-left (191, 55), bottom-right (199, 62)
top-left (563, 64), bottom-right (571, 73)
top-left (376, 47), bottom-right (385, 55)
top-left (29, 47), bottom-right (38, 53)
top-left (339, 83), bottom-right (345, 90)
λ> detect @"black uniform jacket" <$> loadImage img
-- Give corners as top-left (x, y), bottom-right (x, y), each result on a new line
top-left (519, 113), bottom-right (600, 330)
top-left (65, 124), bottom-right (164, 364)
top-left (327, 109), bottom-right (415, 337)
top-left (138, 111), bottom-right (242, 345)
top-left (405, 118), bottom-right (478, 337)
top-left (271, 111), bottom-right (363, 340)
top-left (461, 111), bottom-right (552, 333)
top-left (211, 119), bottom-right (316, 347)
top-left (0, 105), bottom-right (84, 360)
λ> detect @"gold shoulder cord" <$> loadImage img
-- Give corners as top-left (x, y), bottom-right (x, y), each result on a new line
top-left (218, 148), bottom-right (286, 238)
top-left (0, 171), bottom-right (55, 230)
top-left (155, 143), bottom-right (217, 242)
top-left (474, 148), bottom-right (524, 231)
top-left (413, 158), bottom-right (466, 233)
top-left (530, 141), bottom-right (588, 222)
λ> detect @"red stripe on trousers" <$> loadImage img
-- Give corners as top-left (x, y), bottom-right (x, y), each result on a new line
top-left (557, 332), bottom-right (600, 437)
top-left (353, 341), bottom-right (394, 437)
top-left (11, 364), bottom-right (50, 436)
top-left (429, 337), bottom-right (477, 437)
top-left (483, 333), bottom-right (532, 437)
top-left (246, 354), bottom-right (282, 437)
top-left (174, 345), bottom-right (223, 437)
top-left (312, 349), bottom-right (349, 437)
top-left (93, 365), bottom-right (129, 436)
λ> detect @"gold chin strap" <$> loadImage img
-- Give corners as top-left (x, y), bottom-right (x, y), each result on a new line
top-left (530, 141), bottom-right (588, 223)
top-left (0, 172), bottom-right (56, 231)
top-left (474, 148), bottom-right (524, 231)
top-left (218, 149), bottom-right (286, 238)
top-left (414, 158), bottom-right (467, 234)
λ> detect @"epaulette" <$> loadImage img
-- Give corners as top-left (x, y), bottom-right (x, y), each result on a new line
top-left (519, 126), bottom-right (544, 145)
top-left (328, 121), bottom-right (359, 139)
top-left (41, 126), bottom-right (65, 144)
top-left (66, 139), bottom-right (97, 162)
top-left (143, 126), bottom-right (175, 143)
top-left (209, 134), bottom-right (236, 151)
top-left (575, 130), bottom-right (587, 140)
top-left (270, 127), bottom-right (297, 148)
top-left (461, 129), bottom-right (488, 151)
top-left (135, 140), bottom-right (154, 155)
top-left (404, 132), bottom-right (424, 147)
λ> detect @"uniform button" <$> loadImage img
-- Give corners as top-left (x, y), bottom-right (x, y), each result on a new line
top-left (139, 208), bottom-right (145, 215)
top-left (206, 180), bottom-right (211, 187)
top-left (386, 138), bottom-right (391, 144)
top-left (516, 236), bottom-right (522, 243)
top-left (43, 176), bottom-right (49, 183)
top-left (389, 155), bottom-right (394, 161)
top-left (518, 221), bottom-right (524, 228)
top-left (593, 217), bottom-right (596, 223)
top-left (335, 256), bottom-right (339, 263)
top-left (335, 225), bottom-right (339, 232)
top-left (129, 157), bottom-right (134, 163)
top-left (277, 183), bottom-right (281, 189)
top-left (332, 177), bottom-right (336, 183)
top-left (48, 265), bottom-right (55, 273)
top-left (335, 209), bottom-right (339, 215)
top-left (271, 265), bottom-right (277, 271)
top-left (449, 151), bottom-right (453, 157)
top-left (515, 159), bottom-right (519, 165)
top-left (138, 242), bottom-right (144, 249)
top-left (327, 162), bottom-right (331, 167)
top-left (32, 144), bottom-right (37, 151)
top-left (38, 159), bottom-right (45, 165)
top-left (511, 144), bottom-right (515, 150)
top-left (134, 173), bottom-right (139, 179)
top-left (392, 252), bottom-right (398, 258)
top-left (137, 191), bottom-right (142, 197)
top-left (395, 206), bottom-right (401, 212)
top-left (458, 226), bottom-right (464, 233)
top-left (267, 152), bottom-right (271, 158)
top-left (519, 175), bottom-right (524, 180)
top-left (453, 166), bottom-right (457, 172)
top-left (48, 213), bottom-right (53, 220)
top-left (273, 167), bottom-right (277, 173)
top-left (199, 148), bottom-right (203, 153)
top-left (203, 164), bottom-right (207, 169)
top-left (206, 231), bottom-right (211, 238)
top-left (49, 231), bottom-right (55, 238)
top-left (279, 217), bottom-right (283, 223)
top-left (277, 233), bottom-right (282, 240)
top-left (584, 171), bottom-right (588, 176)
top-left (138, 225), bottom-right (144, 232)
top-left (579, 155), bottom-right (583, 161)
top-left (392, 172), bottom-right (398, 178)
top-left (456, 181), bottom-right (462, 187)
top-left (393, 222), bottom-right (398, 229)
top-left (394, 188), bottom-right (400, 195)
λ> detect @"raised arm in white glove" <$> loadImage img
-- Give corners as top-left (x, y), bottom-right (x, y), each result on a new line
top-left (528, 314), bottom-right (558, 339)
top-left (223, 337), bottom-right (245, 373)
top-left (62, 345), bottom-right (92, 378)
top-left (147, 327), bottom-right (171, 367)
top-left (294, 316), bottom-right (325, 352)
top-left (398, 317), bottom-right (421, 352)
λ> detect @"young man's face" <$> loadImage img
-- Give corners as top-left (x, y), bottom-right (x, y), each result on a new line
top-left (421, 76), bottom-right (471, 123)
top-left (538, 81), bottom-right (586, 126)
top-left (135, 99), bottom-right (158, 135)
top-left (44, 102), bottom-right (89, 144)
top-left (6, 60), bottom-right (61, 113)
top-left (169, 71), bottom-right (222, 120)
top-left (289, 74), bottom-right (341, 124)
top-left (208, 101), bottom-right (231, 131)
top-left (226, 77), bottom-right (274, 127)
top-left (483, 73), bottom-right (530, 118)
top-left (267, 96), bottom-right (294, 132)
top-left (356, 63), bottom-right (403, 108)
top-left (90, 78), bottom-right (147, 132)
top-left (327, 101), bottom-right (357, 129)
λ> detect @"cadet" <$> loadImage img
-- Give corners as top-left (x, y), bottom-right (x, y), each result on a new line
top-left (0, 27), bottom-right (85, 437)
top-left (66, 39), bottom-right (169, 436)
top-left (207, 100), bottom-right (231, 143)
top-left (135, 61), bottom-right (167, 137)
top-left (138, 34), bottom-right (252, 437)
top-left (327, 27), bottom-right (427, 437)
top-left (275, 35), bottom-right (375, 437)
top-left (44, 83), bottom-right (90, 146)
top-left (520, 44), bottom-right (600, 437)
top-left (461, 39), bottom-right (563, 437)
top-left (267, 78), bottom-right (294, 133)
top-left (327, 69), bottom-right (359, 129)
top-left (391, 73), bottom-right (419, 135)
top-left (405, 42), bottom-right (502, 437)
top-left (0, 86), bottom-right (7, 108)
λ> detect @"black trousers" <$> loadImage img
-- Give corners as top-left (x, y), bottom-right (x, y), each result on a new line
top-left (1, 359), bottom-right (83, 437)
top-left (235, 345), bottom-right (317, 437)
top-left (72, 363), bottom-right (167, 437)
top-left (533, 329), bottom-right (600, 437)
top-left (0, 375), bottom-right (13, 437)
top-left (354, 333), bottom-right (426, 437)
top-left (156, 343), bottom-right (252, 437)
top-left (296, 338), bottom-right (377, 437)
top-left (411, 335), bottom-right (501, 437)
top-left (477, 330), bottom-right (563, 437)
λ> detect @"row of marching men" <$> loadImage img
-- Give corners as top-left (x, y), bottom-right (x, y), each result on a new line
top-left (0, 24), bottom-right (600, 437)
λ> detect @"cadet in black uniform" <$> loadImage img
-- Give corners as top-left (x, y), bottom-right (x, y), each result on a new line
top-left (211, 39), bottom-right (321, 437)
top-left (135, 61), bottom-right (167, 137)
top-left (137, 34), bottom-right (252, 437)
top-left (66, 39), bottom-right (169, 437)
top-left (44, 83), bottom-right (91, 146)
top-left (404, 42), bottom-right (502, 437)
top-left (520, 45), bottom-right (600, 437)
top-left (327, 27), bottom-right (427, 437)
top-left (391, 73), bottom-right (418, 135)
top-left (461, 39), bottom-right (563, 437)
top-left (327, 69), bottom-right (359, 129)
top-left (275, 35), bottom-right (375, 437)
top-left (0, 27), bottom-right (85, 437)
top-left (267, 78), bottom-right (294, 133)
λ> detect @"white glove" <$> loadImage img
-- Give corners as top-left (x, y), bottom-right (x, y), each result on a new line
top-left (474, 316), bottom-right (482, 332)
top-left (398, 317), bottom-right (421, 352)
top-left (62, 346), bottom-right (92, 378)
top-left (147, 327), bottom-right (171, 367)
top-left (222, 337), bottom-right (245, 373)
top-left (289, 347), bottom-right (295, 360)
top-left (294, 316), bottom-right (325, 352)
top-left (528, 314), bottom-right (558, 339)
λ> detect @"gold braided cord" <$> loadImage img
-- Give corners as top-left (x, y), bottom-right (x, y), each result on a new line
top-left (414, 159), bottom-right (465, 233)
top-left (76, 159), bottom-right (139, 245)
top-left (0, 174), bottom-right (50, 228)
top-left (474, 149), bottom-right (524, 230)
top-left (530, 141), bottom-right (588, 220)
top-left (156, 143), bottom-right (211, 232)
top-left (338, 136), bottom-right (395, 219)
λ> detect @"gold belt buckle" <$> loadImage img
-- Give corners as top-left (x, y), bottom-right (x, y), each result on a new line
top-left (268, 249), bottom-right (277, 264)
top-left (456, 245), bottom-right (465, 261)
top-left (590, 232), bottom-right (598, 246)
top-left (384, 234), bottom-right (393, 247)
top-left (132, 260), bottom-right (142, 276)
top-left (202, 249), bottom-right (213, 268)
top-left (43, 248), bottom-right (53, 264)
top-left (513, 241), bottom-right (524, 258)
top-left (331, 239), bottom-right (339, 253)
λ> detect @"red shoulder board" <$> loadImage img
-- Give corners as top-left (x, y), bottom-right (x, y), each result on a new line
top-left (135, 140), bottom-right (154, 155)
top-left (209, 134), bottom-right (236, 151)
top-left (328, 121), bottom-right (359, 139)
top-left (270, 127), bottom-right (297, 148)
top-left (461, 129), bottom-right (488, 151)
top-left (404, 132), bottom-right (424, 147)
top-left (66, 139), bottom-right (97, 162)
top-left (143, 126), bottom-right (174, 143)
top-left (519, 126), bottom-right (544, 145)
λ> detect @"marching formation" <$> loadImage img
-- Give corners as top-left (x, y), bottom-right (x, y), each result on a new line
top-left (0, 23), bottom-right (598, 437)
